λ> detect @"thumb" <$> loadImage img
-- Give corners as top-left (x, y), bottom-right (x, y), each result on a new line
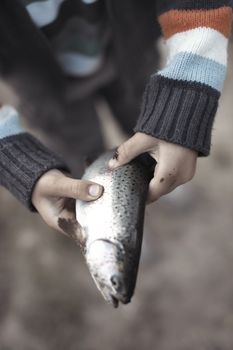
top-left (108, 134), bottom-right (148, 169)
top-left (46, 176), bottom-right (103, 201)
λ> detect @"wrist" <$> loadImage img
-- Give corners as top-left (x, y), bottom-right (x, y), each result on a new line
top-left (134, 75), bottom-right (219, 156)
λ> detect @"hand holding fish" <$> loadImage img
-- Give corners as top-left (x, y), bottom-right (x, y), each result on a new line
top-left (109, 133), bottom-right (197, 203)
top-left (32, 169), bottom-right (103, 236)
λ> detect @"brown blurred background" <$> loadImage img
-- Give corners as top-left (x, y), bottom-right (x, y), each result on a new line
top-left (0, 42), bottom-right (233, 350)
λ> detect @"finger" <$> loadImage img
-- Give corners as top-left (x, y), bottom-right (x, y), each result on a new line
top-left (147, 164), bottom-right (179, 203)
top-left (44, 177), bottom-right (104, 201)
top-left (57, 208), bottom-right (86, 244)
top-left (37, 207), bottom-right (66, 235)
top-left (108, 133), bottom-right (157, 169)
top-left (147, 177), bottom-right (178, 203)
top-left (48, 215), bottom-right (79, 238)
top-left (57, 216), bottom-right (80, 239)
top-left (38, 202), bottom-right (80, 238)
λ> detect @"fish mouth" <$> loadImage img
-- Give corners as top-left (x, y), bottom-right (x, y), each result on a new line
top-left (99, 288), bottom-right (131, 308)
top-left (109, 274), bottom-right (131, 307)
top-left (90, 273), bottom-right (131, 308)
top-left (110, 293), bottom-right (131, 308)
top-left (111, 295), bottom-right (119, 308)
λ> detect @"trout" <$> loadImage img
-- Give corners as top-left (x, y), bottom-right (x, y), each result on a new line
top-left (76, 151), bottom-right (154, 307)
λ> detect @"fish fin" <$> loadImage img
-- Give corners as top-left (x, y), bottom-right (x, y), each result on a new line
top-left (75, 227), bottom-right (87, 254)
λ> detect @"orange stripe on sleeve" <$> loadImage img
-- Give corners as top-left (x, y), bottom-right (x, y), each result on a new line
top-left (158, 7), bottom-right (233, 39)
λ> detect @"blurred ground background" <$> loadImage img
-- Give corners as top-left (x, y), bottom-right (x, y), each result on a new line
top-left (1, 42), bottom-right (233, 350)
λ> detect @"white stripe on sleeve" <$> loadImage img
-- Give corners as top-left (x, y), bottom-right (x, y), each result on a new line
top-left (166, 27), bottom-right (228, 66)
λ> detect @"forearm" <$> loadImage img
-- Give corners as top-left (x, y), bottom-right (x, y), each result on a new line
top-left (0, 106), bottom-right (68, 210)
top-left (135, 0), bottom-right (233, 156)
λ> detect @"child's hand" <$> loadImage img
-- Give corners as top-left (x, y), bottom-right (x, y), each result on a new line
top-left (108, 133), bottom-right (197, 203)
top-left (32, 169), bottom-right (103, 237)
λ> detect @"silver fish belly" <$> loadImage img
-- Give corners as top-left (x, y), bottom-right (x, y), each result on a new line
top-left (76, 151), bottom-right (153, 307)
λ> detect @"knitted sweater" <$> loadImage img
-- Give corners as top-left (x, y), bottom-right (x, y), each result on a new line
top-left (135, 0), bottom-right (233, 156)
top-left (0, 0), bottom-right (232, 210)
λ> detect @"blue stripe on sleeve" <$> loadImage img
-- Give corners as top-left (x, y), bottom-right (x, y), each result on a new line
top-left (0, 106), bottom-right (24, 139)
top-left (158, 52), bottom-right (226, 92)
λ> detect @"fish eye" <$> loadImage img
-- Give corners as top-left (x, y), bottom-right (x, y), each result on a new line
top-left (111, 276), bottom-right (117, 286)
top-left (110, 275), bottom-right (122, 290)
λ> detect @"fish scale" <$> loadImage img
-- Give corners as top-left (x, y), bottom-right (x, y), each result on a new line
top-left (76, 150), bottom-right (154, 307)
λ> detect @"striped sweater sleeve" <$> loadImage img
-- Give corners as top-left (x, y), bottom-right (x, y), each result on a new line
top-left (0, 106), bottom-right (68, 210)
top-left (134, 0), bottom-right (233, 156)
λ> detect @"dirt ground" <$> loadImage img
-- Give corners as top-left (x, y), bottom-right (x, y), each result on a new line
top-left (0, 44), bottom-right (233, 350)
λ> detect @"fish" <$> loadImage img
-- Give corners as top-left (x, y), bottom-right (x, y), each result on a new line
top-left (75, 150), bottom-right (154, 308)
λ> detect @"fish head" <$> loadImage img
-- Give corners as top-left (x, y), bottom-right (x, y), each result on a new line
top-left (86, 239), bottom-right (131, 308)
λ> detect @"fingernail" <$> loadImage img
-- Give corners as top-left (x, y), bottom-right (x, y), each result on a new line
top-left (88, 184), bottom-right (101, 197)
top-left (108, 159), bottom-right (117, 169)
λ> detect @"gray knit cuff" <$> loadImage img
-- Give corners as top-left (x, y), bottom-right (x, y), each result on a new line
top-left (0, 133), bottom-right (69, 211)
top-left (134, 75), bottom-right (220, 156)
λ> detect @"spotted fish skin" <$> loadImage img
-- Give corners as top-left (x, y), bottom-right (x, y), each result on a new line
top-left (76, 150), bottom-right (153, 307)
